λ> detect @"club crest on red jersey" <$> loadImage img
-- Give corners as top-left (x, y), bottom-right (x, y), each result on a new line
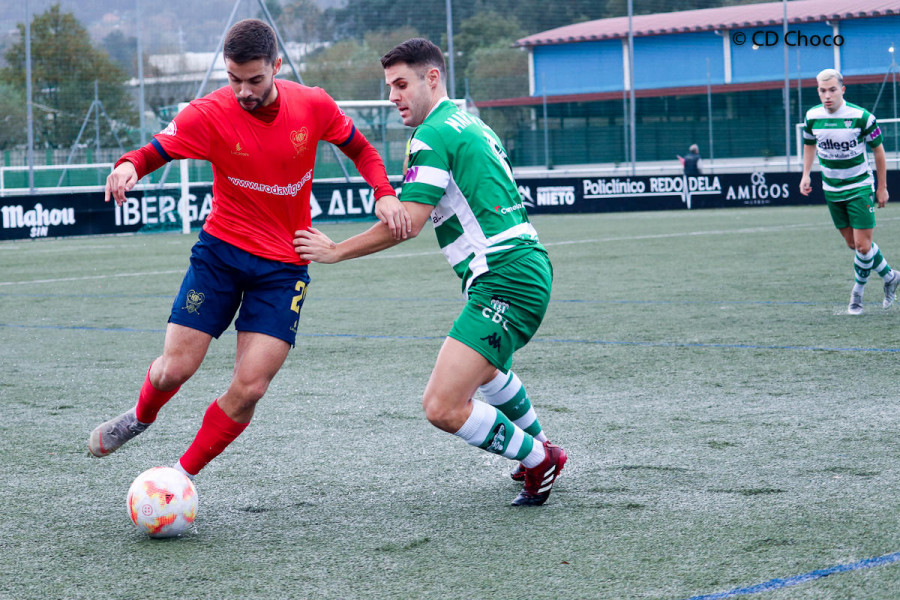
top-left (290, 128), bottom-right (309, 158)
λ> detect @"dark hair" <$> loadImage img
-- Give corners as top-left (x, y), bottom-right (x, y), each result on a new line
top-left (380, 38), bottom-right (445, 78)
top-left (224, 19), bottom-right (278, 65)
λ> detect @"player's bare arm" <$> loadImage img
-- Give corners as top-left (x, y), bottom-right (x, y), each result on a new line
top-left (373, 194), bottom-right (412, 240)
top-left (873, 144), bottom-right (889, 208)
top-left (294, 201), bottom-right (432, 263)
top-left (104, 161), bottom-right (139, 206)
top-left (799, 145), bottom-right (816, 196)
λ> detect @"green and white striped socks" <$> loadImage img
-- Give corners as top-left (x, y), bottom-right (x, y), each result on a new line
top-left (454, 400), bottom-right (546, 468)
top-left (478, 370), bottom-right (548, 443)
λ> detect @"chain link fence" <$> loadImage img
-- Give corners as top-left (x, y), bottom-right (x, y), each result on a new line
top-left (1, 0), bottom-right (898, 191)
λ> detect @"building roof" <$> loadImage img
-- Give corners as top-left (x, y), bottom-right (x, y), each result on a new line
top-left (516, 0), bottom-right (900, 47)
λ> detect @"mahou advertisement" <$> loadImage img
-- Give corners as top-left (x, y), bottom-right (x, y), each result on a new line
top-left (2, 171), bottom-right (894, 241)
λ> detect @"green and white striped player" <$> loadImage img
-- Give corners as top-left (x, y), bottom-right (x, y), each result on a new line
top-left (294, 38), bottom-right (567, 506)
top-left (800, 68), bottom-right (899, 315)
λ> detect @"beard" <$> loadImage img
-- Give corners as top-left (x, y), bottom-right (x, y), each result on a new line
top-left (237, 81), bottom-right (275, 112)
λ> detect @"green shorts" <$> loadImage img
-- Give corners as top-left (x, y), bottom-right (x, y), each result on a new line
top-left (826, 188), bottom-right (876, 230)
top-left (448, 250), bottom-right (552, 373)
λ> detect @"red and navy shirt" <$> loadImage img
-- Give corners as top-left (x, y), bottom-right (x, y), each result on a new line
top-left (122, 79), bottom-right (394, 264)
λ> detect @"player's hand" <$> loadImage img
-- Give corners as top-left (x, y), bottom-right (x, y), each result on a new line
top-left (104, 162), bottom-right (139, 206)
top-left (374, 195), bottom-right (411, 240)
top-left (294, 228), bottom-right (340, 263)
top-left (876, 188), bottom-right (889, 208)
top-left (799, 175), bottom-right (812, 197)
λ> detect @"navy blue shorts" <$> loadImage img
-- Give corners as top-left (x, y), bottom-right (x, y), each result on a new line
top-left (169, 230), bottom-right (310, 346)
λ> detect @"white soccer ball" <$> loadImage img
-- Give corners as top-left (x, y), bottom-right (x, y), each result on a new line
top-left (127, 466), bottom-right (198, 538)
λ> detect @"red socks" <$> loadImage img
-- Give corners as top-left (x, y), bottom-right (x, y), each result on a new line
top-left (135, 363), bottom-right (248, 477)
top-left (135, 365), bottom-right (180, 424)
top-left (179, 400), bottom-right (249, 476)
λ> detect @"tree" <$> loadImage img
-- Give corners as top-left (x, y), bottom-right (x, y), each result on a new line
top-left (258, 0), bottom-right (284, 23)
top-left (278, 0), bottom-right (330, 45)
top-left (0, 81), bottom-right (28, 150)
top-left (101, 29), bottom-right (163, 81)
top-left (0, 4), bottom-right (137, 149)
top-left (102, 30), bottom-right (139, 77)
top-left (302, 27), bottom-right (421, 101)
top-left (326, 0), bottom-right (477, 43)
top-left (453, 12), bottom-right (526, 93)
top-left (467, 45), bottom-right (528, 102)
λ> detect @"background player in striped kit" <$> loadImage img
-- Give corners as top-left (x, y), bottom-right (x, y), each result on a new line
top-left (800, 68), bottom-right (899, 315)
top-left (294, 38), bottom-right (567, 506)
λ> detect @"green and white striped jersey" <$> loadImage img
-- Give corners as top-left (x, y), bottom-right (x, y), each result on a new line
top-left (802, 101), bottom-right (884, 200)
top-left (400, 98), bottom-right (544, 293)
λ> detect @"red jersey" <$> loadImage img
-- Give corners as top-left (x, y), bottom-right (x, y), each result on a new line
top-left (150, 79), bottom-right (393, 264)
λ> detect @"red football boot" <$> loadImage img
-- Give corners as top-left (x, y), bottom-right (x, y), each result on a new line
top-left (511, 442), bottom-right (567, 506)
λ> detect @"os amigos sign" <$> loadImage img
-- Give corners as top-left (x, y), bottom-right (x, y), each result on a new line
top-left (2, 171), bottom-right (887, 241)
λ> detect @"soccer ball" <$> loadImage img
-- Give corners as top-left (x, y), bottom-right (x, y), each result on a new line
top-left (127, 466), bottom-right (198, 538)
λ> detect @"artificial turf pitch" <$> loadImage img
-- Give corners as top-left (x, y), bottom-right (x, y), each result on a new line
top-left (2, 205), bottom-right (900, 599)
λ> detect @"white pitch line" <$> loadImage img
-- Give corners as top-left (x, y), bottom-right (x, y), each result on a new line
top-left (0, 270), bottom-right (184, 286)
top-left (361, 219), bottom-right (840, 258)
top-left (2, 216), bottom-right (897, 285)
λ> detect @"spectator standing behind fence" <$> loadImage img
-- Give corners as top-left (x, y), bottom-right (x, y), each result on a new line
top-left (88, 19), bottom-right (409, 480)
top-left (678, 144), bottom-right (702, 175)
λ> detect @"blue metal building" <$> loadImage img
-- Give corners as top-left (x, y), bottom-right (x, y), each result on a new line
top-left (485, 0), bottom-right (900, 167)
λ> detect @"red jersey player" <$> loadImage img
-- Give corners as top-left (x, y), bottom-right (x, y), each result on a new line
top-left (89, 19), bottom-right (410, 484)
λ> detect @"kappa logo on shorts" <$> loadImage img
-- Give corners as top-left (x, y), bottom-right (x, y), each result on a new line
top-left (183, 290), bottom-right (205, 315)
top-left (481, 333), bottom-right (502, 351)
top-left (486, 423), bottom-right (506, 453)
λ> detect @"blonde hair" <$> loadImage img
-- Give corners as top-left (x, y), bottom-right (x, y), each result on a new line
top-left (816, 68), bottom-right (843, 86)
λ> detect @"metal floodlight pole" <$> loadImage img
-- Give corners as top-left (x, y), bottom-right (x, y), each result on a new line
top-left (622, 90), bottom-right (628, 165)
top-left (542, 74), bottom-right (550, 168)
top-left (783, 0), bottom-right (790, 170)
top-left (137, 0), bottom-right (147, 146)
top-left (627, 0), bottom-right (636, 176)
top-left (797, 46), bottom-right (804, 129)
top-left (25, 0), bottom-right (34, 194)
top-left (94, 81), bottom-right (101, 152)
top-left (707, 57), bottom-right (714, 166)
top-left (446, 0), bottom-right (456, 100)
top-left (890, 44), bottom-right (898, 168)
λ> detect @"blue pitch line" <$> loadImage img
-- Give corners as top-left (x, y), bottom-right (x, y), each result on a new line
top-left (0, 322), bottom-right (443, 341)
top-left (0, 291), bottom-right (823, 306)
top-left (682, 550), bottom-right (900, 600)
top-left (2, 322), bottom-right (900, 353)
top-left (0, 292), bottom-right (174, 299)
top-left (530, 336), bottom-right (900, 353)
